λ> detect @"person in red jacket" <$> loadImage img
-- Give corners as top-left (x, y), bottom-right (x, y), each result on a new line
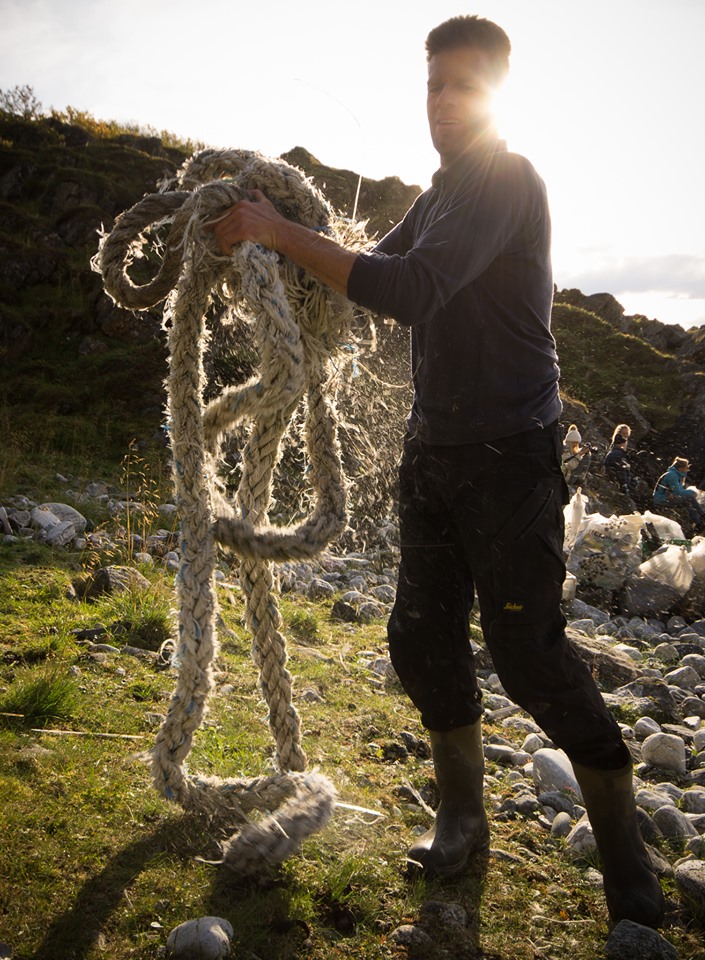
top-left (210, 14), bottom-right (664, 930)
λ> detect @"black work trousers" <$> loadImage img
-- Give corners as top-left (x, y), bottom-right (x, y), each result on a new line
top-left (387, 424), bottom-right (629, 771)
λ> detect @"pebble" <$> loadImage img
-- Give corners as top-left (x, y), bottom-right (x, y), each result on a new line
top-left (605, 920), bottom-right (678, 960)
top-left (307, 578), bottom-right (335, 599)
top-left (537, 790), bottom-right (575, 815)
top-left (634, 716), bottom-right (661, 739)
top-left (635, 788), bottom-right (675, 812)
top-left (653, 642), bottom-right (680, 663)
top-left (166, 917), bottom-right (233, 959)
top-left (641, 733), bottom-right (687, 774)
top-left (514, 793), bottom-right (541, 815)
top-left (654, 782), bottom-right (683, 802)
top-left (652, 805), bottom-right (699, 840)
top-left (370, 584), bottom-right (396, 604)
top-left (418, 900), bottom-right (467, 930)
top-left (484, 744), bottom-right (517, 765)
top-left (682, 653), bottom-right (705, 678)
top-left (615, 643), bottom-right (643, 661)
top-left (682, 788), bottom-right (705, 814)
top-left (686, 836), bottom-right (705, 857)
top-left (674, 858), bottom-right (705, 913)
top-left (567, 600), bottom-right (610, 625)
top-left (550, 811), bottom-right (573, 838)
top-left (682, 697), bottom-right (705, 719)
top-left (521, 733), bottom-right (545, 754)
top-left (300, 688), bottom-right (324, 703)
top-left (663, 665), bottom-right (701, 690)
top-left (531, 748), bottom-right (581, 800)
top-left (358, 601), bottom-right (385, 622)
top-left (367, 657), bottom-right (395, 679)
top-left (502, 716), bottom-right (543, 735)
top-left (389, 924), bottom-right (434, 950)
top-left (565, 817), bottom-right (596, 858)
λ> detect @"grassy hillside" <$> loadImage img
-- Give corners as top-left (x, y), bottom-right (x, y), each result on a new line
top-left (2, 105), bottom-right (704, 500)
top-left (552, 302), bottom-right (687, 432)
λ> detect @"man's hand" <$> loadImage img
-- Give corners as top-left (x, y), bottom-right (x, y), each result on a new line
top-left (205, 187), bottom-right (358, 297)
top-left (207, 190), bottom-right (284, 254)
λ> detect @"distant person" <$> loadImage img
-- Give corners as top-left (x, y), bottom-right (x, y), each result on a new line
top-left (561, 424), bottom-right (591, 486)
top-left (604, 423), bottom-right (633, 495)
top-left (211, 14), bottom-right (664, 930)
top-left (653, 457), bottom-right (705, 531)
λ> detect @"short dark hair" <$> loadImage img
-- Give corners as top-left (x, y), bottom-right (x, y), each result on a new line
top-left (425, 15), bottom-right (511, 83)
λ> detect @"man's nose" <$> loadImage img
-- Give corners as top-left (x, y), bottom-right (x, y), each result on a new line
top-left (436, 85), bottom-right (455, 106)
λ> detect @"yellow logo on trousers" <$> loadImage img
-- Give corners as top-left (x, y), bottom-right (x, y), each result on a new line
top-left (503, 601), bottom-right (524, 613)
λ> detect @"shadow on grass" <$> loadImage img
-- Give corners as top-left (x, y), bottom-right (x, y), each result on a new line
top-left (405, 849), bottom-right (490, 959)
top-left (30, 817), bottom-right (490, 960)
top-left (29, 812), bottom-right (298, 960)
top-left (30, 813), bottom-right (207, 959)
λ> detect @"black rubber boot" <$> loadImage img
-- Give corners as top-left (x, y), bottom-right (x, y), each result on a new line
top-left (572, 760), bottom-right (665, 928)
top-left (407, 721), bottom-right (490, 877)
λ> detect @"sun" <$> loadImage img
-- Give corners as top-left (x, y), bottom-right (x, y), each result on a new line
top-left (491, 81), bottom-right (534, 156)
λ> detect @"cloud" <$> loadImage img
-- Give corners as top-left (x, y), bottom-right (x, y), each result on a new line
top-left (557, 253), bottom-right (705, 300)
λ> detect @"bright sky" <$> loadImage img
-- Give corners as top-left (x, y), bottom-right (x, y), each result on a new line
top-left (2, 0), bottom-right (705, 327)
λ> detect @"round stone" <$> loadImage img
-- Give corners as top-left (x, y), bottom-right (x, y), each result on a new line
top-left (641, 732), bottom-right (687, 774)
top-left (531, 748), bottom-right (581, 800)
top-left (674, 859), bottom-right (705, 912)
top-left (634, 716), bottom-right (661, 739)
top-left (166, 917), bottom-right (233, 960)
top-left (652, 804), bottom-right (699, 839)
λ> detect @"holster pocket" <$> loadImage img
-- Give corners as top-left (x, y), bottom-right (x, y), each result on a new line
top-left (490, 478), bottom-right (566, 626)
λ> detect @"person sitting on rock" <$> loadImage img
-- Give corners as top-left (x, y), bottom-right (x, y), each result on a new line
top-left (604, 424), bottom-right (633, 496)
top-left (561, 424), bottom-right (591, 487)
top-left (653, 456), bottom-right (705, 532)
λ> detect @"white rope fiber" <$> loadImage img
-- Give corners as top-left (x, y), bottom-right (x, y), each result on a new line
top-left (94, 148), bottom-right (366, 876)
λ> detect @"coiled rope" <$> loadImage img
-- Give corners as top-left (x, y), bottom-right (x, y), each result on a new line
top-left (94, 148), bottom-right (366, 876)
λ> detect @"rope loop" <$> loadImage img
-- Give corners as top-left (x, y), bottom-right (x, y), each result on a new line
top-left (94, 148), bottom-right (368, 876)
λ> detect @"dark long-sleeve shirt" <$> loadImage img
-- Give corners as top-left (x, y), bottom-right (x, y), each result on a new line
top-left (347, 138), bottom-right (562, 444)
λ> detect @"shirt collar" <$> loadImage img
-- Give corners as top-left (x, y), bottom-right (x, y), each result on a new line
top-left (431, 134), bottom-right (507, 191)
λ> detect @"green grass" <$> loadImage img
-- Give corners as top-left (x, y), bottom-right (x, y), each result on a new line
top-left (552, 303), bottom-right (689, 431)
top-left (0, 665), bottom-right (79, 727)
top-left (1, 537), bottom-right (704, 960)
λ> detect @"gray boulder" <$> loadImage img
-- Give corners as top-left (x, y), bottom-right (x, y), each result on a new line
top-left (531, 748), bottom-right (581, 800)
top-left (674, 859), bottom-right (705, 918)
top-left (605, 919), bottom-right (678, 960)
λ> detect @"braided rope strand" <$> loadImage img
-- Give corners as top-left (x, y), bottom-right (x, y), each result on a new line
top-left (95, 148), bottom-right (365, 875)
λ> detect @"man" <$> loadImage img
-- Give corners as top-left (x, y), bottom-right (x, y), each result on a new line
top-left (212, 15), bottom-right (664, 929)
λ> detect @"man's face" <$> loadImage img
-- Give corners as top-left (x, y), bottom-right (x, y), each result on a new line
top-left (427, 45), bottom-right (497, 168)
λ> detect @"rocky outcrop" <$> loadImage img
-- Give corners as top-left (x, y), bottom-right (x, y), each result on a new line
top-left (2, 110), bottom-right (705, 507)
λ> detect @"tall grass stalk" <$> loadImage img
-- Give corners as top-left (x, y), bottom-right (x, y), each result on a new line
top-left (0, 666), bottom-right (79, 727)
